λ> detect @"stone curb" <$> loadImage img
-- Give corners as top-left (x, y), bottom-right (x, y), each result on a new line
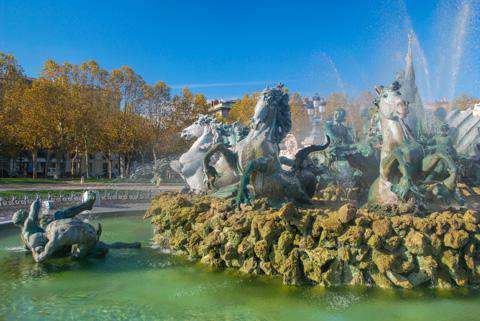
top-left (0, 206), bottom-right (148, 233)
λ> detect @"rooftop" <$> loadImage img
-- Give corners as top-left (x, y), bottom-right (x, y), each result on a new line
top-left (209, 100), bottom-right (237, 113)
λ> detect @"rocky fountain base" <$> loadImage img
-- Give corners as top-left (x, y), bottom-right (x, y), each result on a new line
top-left (145, 192), bottom-right (480, 289)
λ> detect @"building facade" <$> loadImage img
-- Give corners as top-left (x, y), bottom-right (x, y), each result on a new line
top-left (208, 100), bottom-right (237, 119)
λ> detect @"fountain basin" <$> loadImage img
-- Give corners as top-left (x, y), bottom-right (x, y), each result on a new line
top-left (2, 210), bottom-right (480, 320)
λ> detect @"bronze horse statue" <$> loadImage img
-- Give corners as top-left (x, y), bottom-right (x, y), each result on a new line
top-left (203, 85), bottom-right (330, 207)
top-left (368, 81), bottom-right (459, 206)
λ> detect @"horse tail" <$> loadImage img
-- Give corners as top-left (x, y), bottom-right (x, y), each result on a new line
top-left (293, 135), bottom-right (331, 171)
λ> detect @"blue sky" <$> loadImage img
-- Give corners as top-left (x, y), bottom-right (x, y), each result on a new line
top-left (0, 0), bottom-right (478, 100)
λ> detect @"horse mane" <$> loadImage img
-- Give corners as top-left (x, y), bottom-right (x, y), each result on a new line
top-left (258, 86), bottom-right (291, 144)
top-left (373, 81), bottom-right (402, 109)
top-left (196, 114), bottom-right (216, 126)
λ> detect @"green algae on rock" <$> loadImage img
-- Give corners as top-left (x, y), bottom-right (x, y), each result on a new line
top-left (146, 192), bottom-right (480, 289)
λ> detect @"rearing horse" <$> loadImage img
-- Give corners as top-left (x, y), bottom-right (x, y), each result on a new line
top-left (203, 85), bottom-right (330, 206)
top-left (170, 114), bottom-right (224, 193)
top-left (368, 81), bottom-right (459, 205)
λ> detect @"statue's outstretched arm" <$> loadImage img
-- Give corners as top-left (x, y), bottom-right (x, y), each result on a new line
top-left (32, 239), bottom-right (59, 263)
top-left (54, 191), bottom-right (96, 220)
top-left (24, 199), bottom-right (42, 234)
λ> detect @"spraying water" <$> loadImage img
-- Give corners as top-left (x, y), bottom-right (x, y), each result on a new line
top-left (398, 0), bottom-right (433, 101)
top-left (300, 0), bottom-right (477, 102)
top-left (322, 53), bottom-right (347, 94)
top-left (449, 0), bottom-right (472, 100)
top-left (409, 31), bottom-right (433, 101)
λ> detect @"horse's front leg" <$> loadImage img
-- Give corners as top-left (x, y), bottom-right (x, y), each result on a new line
top-left (395, 152), bottom-right (424, 201)
top-left (379, 153), bottom-right (398, 182)
top-left (236, 157), bottom-right (269, 208)
top-left (388, 149), bottom-right (415, 201)
top-left (203, 144), bottom-right (223, 189)
top-left (203, 143), bottom-right (238, 189)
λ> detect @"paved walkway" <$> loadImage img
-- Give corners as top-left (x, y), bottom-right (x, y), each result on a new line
top-left (0, 182), bottom-right (183, 192)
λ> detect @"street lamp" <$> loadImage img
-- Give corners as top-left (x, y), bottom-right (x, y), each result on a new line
top-left (303, 94), bottom-right (326, 146)
top-left (305, 97), bottom-right (314, 117)
top-left (313, 95), bottom-right (326, 116)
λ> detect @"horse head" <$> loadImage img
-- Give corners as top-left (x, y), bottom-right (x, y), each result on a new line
top-left (181, 114), bottom-right (214, 140)
top-left (252, 84), bottom-right (291, 144)
top-left (374, 81), bottom-right (409, 122)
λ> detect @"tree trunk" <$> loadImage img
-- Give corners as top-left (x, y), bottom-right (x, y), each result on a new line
top-left (108, 158), bottom-right (113, 180)
top-left (45, 151), bottom-right (51, 177)
top-left (107, 151), bottom-right (113, 180)
top-left (125, 157), bottom-right (130, 178)
top-left (31, 151), bottom-right (37, 179)
top-left (119, 155), bottom-right (125, 179)
top-left (84, 151), bottom-right (90, 179)
top-left (9, 158), bottom-right (14, 177)
top-left (83, 135), bottom-right (90, 178)
top-left (117, 157), bottom-right (121, 179)
top-left (77, 157), bottom-right (82, 177)
top-left (71, 148), bottom-right (78, 177)
top-left (22, 156), bottom-right (27, 176)
top-left (59, 150), bottom-right (66, 178)
top-left (152, 148), bottom-right (160, 185)
top-left (70, 153), bottom-right (75, 177)
top-left (54, 152), bottom-right (60, 179)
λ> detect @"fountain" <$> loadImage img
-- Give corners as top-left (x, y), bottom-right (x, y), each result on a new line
top-left (146, 80), bottom-right (480, 289)
top-left (1, 4), bottom-right (480, 320)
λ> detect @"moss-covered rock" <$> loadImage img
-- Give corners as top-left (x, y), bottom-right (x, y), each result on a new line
top-left (443, 230), bottom-right (469, 249)
top-left (147, 192), bottom-right (480, 288)
top-left (331, 203), bottom-right (357, 224)
top-left (405, 230), bottom-right (429, 255)
top-left (372, 218), bottom-right (392, 238)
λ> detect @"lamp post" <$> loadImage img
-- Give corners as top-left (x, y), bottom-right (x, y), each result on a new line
top-left (303, 94), bottom-right (326, 146)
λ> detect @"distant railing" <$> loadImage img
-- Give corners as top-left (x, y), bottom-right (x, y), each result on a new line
top-left (0, 190), bottom-right (161, 208)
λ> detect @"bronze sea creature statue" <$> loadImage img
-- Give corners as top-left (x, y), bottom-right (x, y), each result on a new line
top-left (12, 191), bottom-right (140, 263)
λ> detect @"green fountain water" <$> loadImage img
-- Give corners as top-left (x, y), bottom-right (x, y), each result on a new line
top-left (1, 214), bottom-right (480, 321)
